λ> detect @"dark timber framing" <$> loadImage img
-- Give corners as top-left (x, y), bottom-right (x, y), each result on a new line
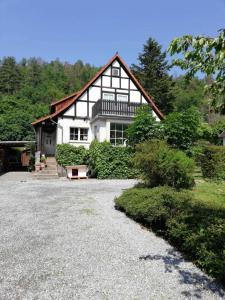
top-left (32, 54), bottom-right (164, 127)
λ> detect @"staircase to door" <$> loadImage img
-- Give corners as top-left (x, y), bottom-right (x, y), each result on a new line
top-left (33, 157), bottom-right (58, 180)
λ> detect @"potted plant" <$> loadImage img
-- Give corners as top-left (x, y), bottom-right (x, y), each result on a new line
top-left (35, 164), bottom-right (41, 172)
top-left (40, 154), bottom-right (46, 169)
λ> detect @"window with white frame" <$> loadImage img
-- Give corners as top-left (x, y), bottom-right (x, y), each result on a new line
top-left (112, 67), bottom-right (120, 77)
top-left (110, 123), bottom-right (128, 146)
top-left (117, 94), bottom-right (128, 102)
top-left (70, 128), bottom-right (88, 141)
top-left (102, 92), bottom-right (115, 101)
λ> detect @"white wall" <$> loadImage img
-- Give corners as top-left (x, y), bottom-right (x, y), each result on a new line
top-left (91, 119), bottom-right (107, 142)
top-left (57, 117), bottom-right (91, 149)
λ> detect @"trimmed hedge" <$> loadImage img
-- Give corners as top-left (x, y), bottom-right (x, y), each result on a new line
top-left (134, 140), bottom-right (195, 189)
top-left (56, 144), bottom-right (88, 167)
top-left (115, 186), bottom-right (225, 284)
top-left (200, 145), bottom-right (225, 180)
top-left (88, 140), bottom-right (137, 179)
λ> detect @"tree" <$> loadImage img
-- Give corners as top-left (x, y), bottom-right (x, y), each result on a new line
top-left (172, 76), bottom-right (206, 113)
top-left (168, 29), bottom-right (225, 113)
top-left (131, 38), bottom-right (175, 114)
top-left (0, 94), bottom-right (48, 140)
top-left (0, 57), bottom-right (22, 94)
top-left (126, 105), bottom-right (163, 146)
top-left (164, 107), bottom-right (201, 150)
top-left (0, 56), bottom-right (99, 140)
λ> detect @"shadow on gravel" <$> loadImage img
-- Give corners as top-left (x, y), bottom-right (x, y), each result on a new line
top-left (139, 249), bottom-right (224, 299)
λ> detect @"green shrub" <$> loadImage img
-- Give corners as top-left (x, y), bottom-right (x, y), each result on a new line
top-left (115, 186), bottom-right (225, 284)
top-left (164, 107), bottom-right (201, 150)
top-left (88, 140), bottom-right (137, 179)
top-left (200, 145), bottom-right (225, 180)
top-left (56, 144), bottom-right (88, 167)
top-left (134, 140), bottom-right (195, 189)
top-left (187, 140), bottom-right (210, 165)
top-left (126, 105), bottom-right (164, 146)
top-left (210, 119), bottom-right (225, 145)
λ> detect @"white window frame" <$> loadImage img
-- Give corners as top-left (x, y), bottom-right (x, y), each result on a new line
top-left (110, 123), bottom-right (129, 146)
top-left (102, 92), bottom-right (115, 101)
top-left (117, 94), bottom-right (128, 102)
top-left (70, 127), bottom-right (88, 142)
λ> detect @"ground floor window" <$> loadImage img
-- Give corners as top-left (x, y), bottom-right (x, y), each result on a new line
top-left (110, 123), bottom-right (128, 146)
top-left (70, 128), bottom-right (88, 141)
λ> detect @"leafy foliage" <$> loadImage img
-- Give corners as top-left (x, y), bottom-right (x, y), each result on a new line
top-left (56, 144), bottom-right (88, 167)
top-left (168, 29), bottom-right (225, 113)
top-left (126, 105), bottom-right (164, 146)
top-left (164, 107), bottom-right (201, 150)
top-left (172, 76), bottom-right (206, 112)
top-left (115, 185), bottom-right (225, 284)
top-left (133, 140), bottom-right (195, 189)
top-left (131, 38), bottom-right (175, 114)
top-left (209, 118), bottom-right (225, 145)
top-left (200, 145), bottom-right (225, 180)
top-left (0, 56), bottom-right (99, 140)
top-left (0, 94), bottom-right (48, 140)
top-left (88, 140), bottom-right (136, 179)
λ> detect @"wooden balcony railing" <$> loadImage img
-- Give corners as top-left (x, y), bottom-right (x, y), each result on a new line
top-left (92, 99), bottom-right (141, 119)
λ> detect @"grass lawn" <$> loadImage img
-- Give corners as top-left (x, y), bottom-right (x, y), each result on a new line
top-left (192, 180), bottom-right (225, 206)
top-left (192, 168), bottom-right (225, 207)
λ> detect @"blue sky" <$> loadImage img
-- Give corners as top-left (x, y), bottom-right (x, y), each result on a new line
top-left (0, 0), bottom-right (224, 74)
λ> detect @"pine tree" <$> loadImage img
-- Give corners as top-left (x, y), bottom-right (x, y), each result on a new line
top-left (131, 38), bottom-right (174, 114)
top-left (0, 57), bottom-right (22, 94)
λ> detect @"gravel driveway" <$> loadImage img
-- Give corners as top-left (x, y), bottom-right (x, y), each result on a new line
top-left (0, 173), bottom-right (224, 299)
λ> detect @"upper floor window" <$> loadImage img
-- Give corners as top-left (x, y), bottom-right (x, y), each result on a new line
top-left (102, 92), bottom-right (115, 101)
top-left (117, 94), bottom-right (128, 102)
top-left (70, 127), bottom-right (88, 141)
top-left (112, 67), bottom-right (120, 77)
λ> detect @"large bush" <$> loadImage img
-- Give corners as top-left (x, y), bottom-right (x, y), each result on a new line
top-left (56, 144), bottom-right (88, 166)
top-left (126, 105), bottom-right (164, 146)
top-left (200, 145), bottom-right (225, 180)
top-left (88, 140), bottom-right (136, 179)
top-left (134, 140), bottom-right (195, 189)
top-left (164, 107), bottom-right (201, 150)
top-left (115, 186), bottom-right (225, 284)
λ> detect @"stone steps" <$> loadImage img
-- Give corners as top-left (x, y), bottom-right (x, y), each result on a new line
top-left (33, 157), bottom-right (59, 180)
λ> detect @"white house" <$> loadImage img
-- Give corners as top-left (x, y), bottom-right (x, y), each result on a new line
top-left (32, 54), bottom-right (164, 155)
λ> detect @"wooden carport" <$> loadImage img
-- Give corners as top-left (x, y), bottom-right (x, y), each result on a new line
top-left (0, 141), bottom-right (35, 172)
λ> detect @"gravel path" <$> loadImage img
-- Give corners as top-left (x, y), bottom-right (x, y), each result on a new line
top-left (0, 173), bottom-right (224, 299)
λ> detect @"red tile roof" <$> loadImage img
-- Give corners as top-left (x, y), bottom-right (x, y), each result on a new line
top-left (32, 54), bottom-right (164, 126)
top-left (51, 91), bottom-right (79, 106)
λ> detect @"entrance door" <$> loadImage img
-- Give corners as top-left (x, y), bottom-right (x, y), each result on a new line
top-left (43, 132), bottom-right (56, 156)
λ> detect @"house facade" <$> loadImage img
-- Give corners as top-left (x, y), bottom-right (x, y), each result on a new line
top-left (32, 54), bottom-right (163, 155)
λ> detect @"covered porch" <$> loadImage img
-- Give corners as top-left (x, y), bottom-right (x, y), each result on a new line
top-left (35, 120), bottom-right (57, 156)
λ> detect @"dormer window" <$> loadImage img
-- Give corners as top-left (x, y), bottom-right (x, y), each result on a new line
top-left (112, 67), bottom-right (120, 77)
